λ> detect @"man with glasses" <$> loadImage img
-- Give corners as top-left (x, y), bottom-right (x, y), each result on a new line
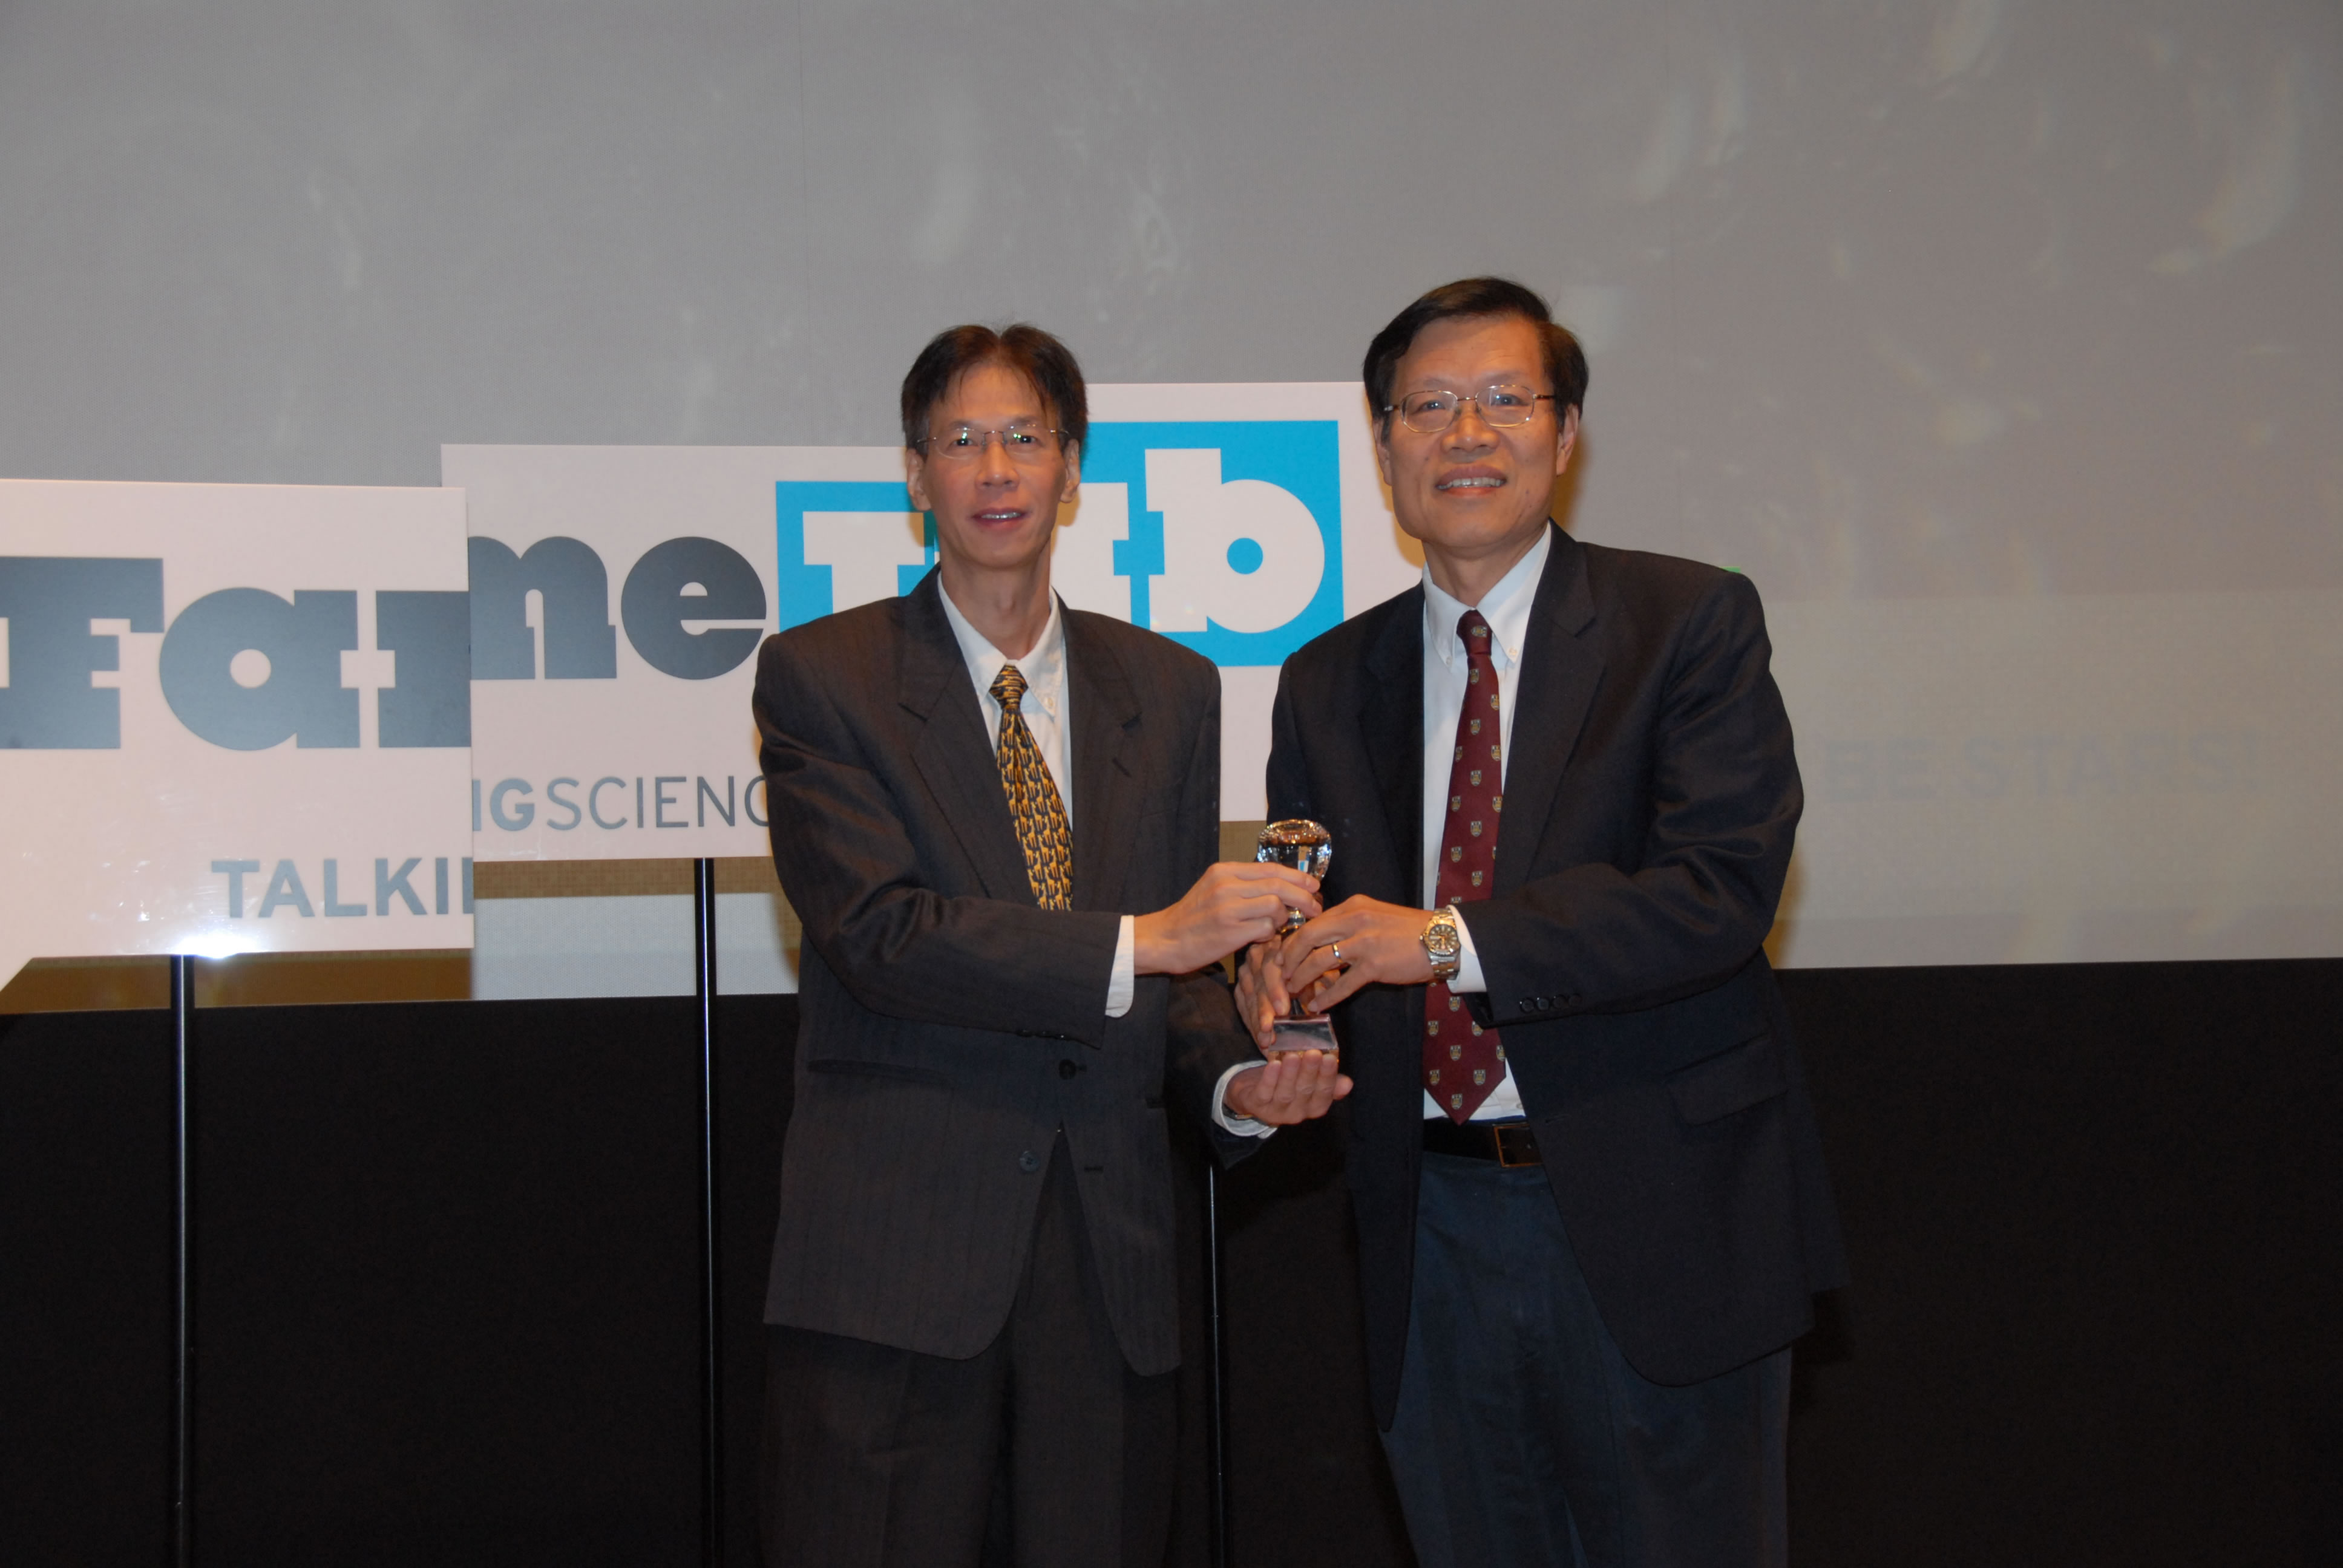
top-left (753, 322), bottom-right (1346, 1566)
top-left (1237, 279), bottom-right (1844, 1566)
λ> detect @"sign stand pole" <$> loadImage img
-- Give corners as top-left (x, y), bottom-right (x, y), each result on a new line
top-left (693, 860), bottom-right (723, 1567)
top-left (170, 953), bottom-right (195, 1568)
top-left (1205, 1161), bottom-right (1230, 1568)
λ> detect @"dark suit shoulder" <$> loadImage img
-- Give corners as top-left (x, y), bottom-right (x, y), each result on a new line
top-left (756, 599), bottom-right (913, 724)
top-left (1281, 581), bottom-right (1420, 690)
top-left (1064, 607), bottom-right (1213, 677)
top-left (1062, 607), bottom-right (1222, 711)
top-left (761, 593), bottom-right (906, 670)
top-left (1574, 538), bottom-right (1762, 619)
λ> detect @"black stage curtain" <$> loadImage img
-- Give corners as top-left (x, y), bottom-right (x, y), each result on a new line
top-left (4, 961), bottom-right (2338, 1565)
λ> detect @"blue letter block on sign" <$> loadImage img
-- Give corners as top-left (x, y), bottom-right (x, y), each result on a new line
top-left (467, 536), bottom-right (617, 680)
top-left (621, 537), bottom-right (767, 679)
top-left (159, 589), bottom-right (359, 750)
top-left (375, 590), bottom-right (471, 746)
top-left (0, 557), bottom-right (165, 748)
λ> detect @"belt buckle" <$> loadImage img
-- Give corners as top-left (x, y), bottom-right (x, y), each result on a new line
top-left (1492, 1122), bottom-right (1539, 1168)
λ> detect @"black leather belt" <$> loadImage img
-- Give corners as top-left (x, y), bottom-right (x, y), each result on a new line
top-left (1422, 1117), bottom-right (1541, 1167)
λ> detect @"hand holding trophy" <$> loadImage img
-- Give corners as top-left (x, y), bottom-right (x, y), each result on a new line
top-left (1255, 820), bottom-right (1338, 1057)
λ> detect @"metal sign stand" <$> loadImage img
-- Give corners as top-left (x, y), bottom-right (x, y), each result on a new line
top-left (170, 954), bottom-right (195, 1567)
top-left (693, 860), bottom-right (724, 1566)
top-left (1205, 1161), bottom-right (1231, 1568)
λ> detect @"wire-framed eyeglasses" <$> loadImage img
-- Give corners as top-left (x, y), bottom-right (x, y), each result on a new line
top-left (1383, 385), bottom-right (1558, 435)
top-left (916, 423), bottom-right (1069, 463)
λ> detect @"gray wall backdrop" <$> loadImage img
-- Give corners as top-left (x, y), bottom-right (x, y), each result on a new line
top-left (4, 0), bottom-right (2338, 970)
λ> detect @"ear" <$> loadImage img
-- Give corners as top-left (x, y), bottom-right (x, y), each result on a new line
top-left (905, 446), bottom-right (932, 514)
top-left (1553, 406), bottom-right (1580, 474)
top-left (1057, 442), bottom-right (1081, 504)
top-left (1373, 419), bottom-right (1397, 488)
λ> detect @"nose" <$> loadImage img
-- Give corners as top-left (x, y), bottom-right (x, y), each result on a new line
top-left (1443, 397), bottom-right (1500, 450)
top-left (974, 429), bottom-right (1019, 483)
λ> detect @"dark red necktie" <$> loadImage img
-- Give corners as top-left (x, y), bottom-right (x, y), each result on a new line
top-left (1425, 609), bottom-right (1505, 1123)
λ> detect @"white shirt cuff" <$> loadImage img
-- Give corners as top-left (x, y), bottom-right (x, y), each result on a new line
top-left (1449, 907), bottom-right (1487, 993)
top-left (1211, 1060), bottom-right (1277, 1138)
top-left (1105, 914), bottom-right (1137, 1018)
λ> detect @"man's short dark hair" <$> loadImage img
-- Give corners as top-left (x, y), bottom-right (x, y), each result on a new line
top-left (1362, 277), bottom-right (1589, 430)
top-left (900, 323), bottom-right (1089, 456)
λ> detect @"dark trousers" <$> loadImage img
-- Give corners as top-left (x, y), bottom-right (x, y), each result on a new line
top-left (1380, 1151), bottom-right (1791, 1568)
top-left (759, 1134), bottom-right (1176, 1568)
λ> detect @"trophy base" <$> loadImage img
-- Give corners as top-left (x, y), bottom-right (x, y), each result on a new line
top-left (1267, 1016), bottom-right (1338, 1059)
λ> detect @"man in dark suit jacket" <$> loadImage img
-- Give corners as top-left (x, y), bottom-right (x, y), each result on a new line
top-left (755, 323), bottom-right (1345, 1567)
top-left (1239, 279), bottom-right (1844, 1567)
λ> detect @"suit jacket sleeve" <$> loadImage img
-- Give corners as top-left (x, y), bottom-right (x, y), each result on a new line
top-left (755, 630), bottom-right (1122, 1047)
top-left (1466, 569), bottom-right (1801, 1020)
top-left (1159, 675), bottom-right (1264, 1158)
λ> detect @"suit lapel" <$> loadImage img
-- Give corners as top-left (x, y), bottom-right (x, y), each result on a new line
top-left (898, 574), bottom-right (1034, 904)
top-left (1496, 525), bottom-right (1602, 895)
top-left (1359, 590), bottom-right (1426, 906)
top-left (1064, 607), bottom-right (1142, 915)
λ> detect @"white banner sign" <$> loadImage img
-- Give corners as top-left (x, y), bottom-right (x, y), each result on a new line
top-left (0, 480), bottom-right (474, 988)
top-left (448, 382), bottom-right (1413, 861)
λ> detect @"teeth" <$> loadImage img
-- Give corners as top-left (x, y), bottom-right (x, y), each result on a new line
top-left (1439, 477), bottom-right (1502, 489)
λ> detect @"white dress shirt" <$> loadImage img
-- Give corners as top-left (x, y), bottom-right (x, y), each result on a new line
top-left (1417, 528), bottom-right (1550, 1122)
top-left (936, 585), bottom-right (1140, 1016)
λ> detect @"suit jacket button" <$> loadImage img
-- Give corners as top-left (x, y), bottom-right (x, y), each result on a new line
top-left (1018, 1151), bottom-right (1041, 1174)
top-left (1517, 999), bottom-right (1532, 1013)
top-left (1058, 1060), bottom-right (1078, 1079)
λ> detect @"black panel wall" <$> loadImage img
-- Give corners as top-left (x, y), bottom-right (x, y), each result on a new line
top-left (5, 959), bottom-right (2339, 1565)
top-left (191, 999), bottom-right (709, 1562)
top-left (1, 1009), bottom-right (177, 1567)
top-left (1778, 961), bottom-right (2343, 1566)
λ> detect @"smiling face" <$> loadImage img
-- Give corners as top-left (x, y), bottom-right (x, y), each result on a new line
top-left (905, 359), bottom-right (1080, 586)
top-left (1375, 312), bottom-right (1578, 595)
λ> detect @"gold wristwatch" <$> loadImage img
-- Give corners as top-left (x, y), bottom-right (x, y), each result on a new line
top-left (1420, 905), bottom-right (1464, 983)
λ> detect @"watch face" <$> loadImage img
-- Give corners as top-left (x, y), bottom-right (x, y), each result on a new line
top-left (1424, 917), bottom-right (1461, 959)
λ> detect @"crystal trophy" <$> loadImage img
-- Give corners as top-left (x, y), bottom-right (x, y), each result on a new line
top-left (1255, 819), bottom-right (1338, 1058)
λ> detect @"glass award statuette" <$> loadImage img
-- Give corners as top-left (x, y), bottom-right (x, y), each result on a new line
top-left (1255, 819), bottom-right (1338, 1058)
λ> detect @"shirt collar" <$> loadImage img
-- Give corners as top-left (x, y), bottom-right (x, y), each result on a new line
top-left (1423, 524), bottom-right (1551, 671)
top-left (939, 581), bottom-right (1067, 708)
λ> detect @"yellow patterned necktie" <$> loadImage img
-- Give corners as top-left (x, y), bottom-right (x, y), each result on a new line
top-left (989, 664), bottom-right (1073, 910)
